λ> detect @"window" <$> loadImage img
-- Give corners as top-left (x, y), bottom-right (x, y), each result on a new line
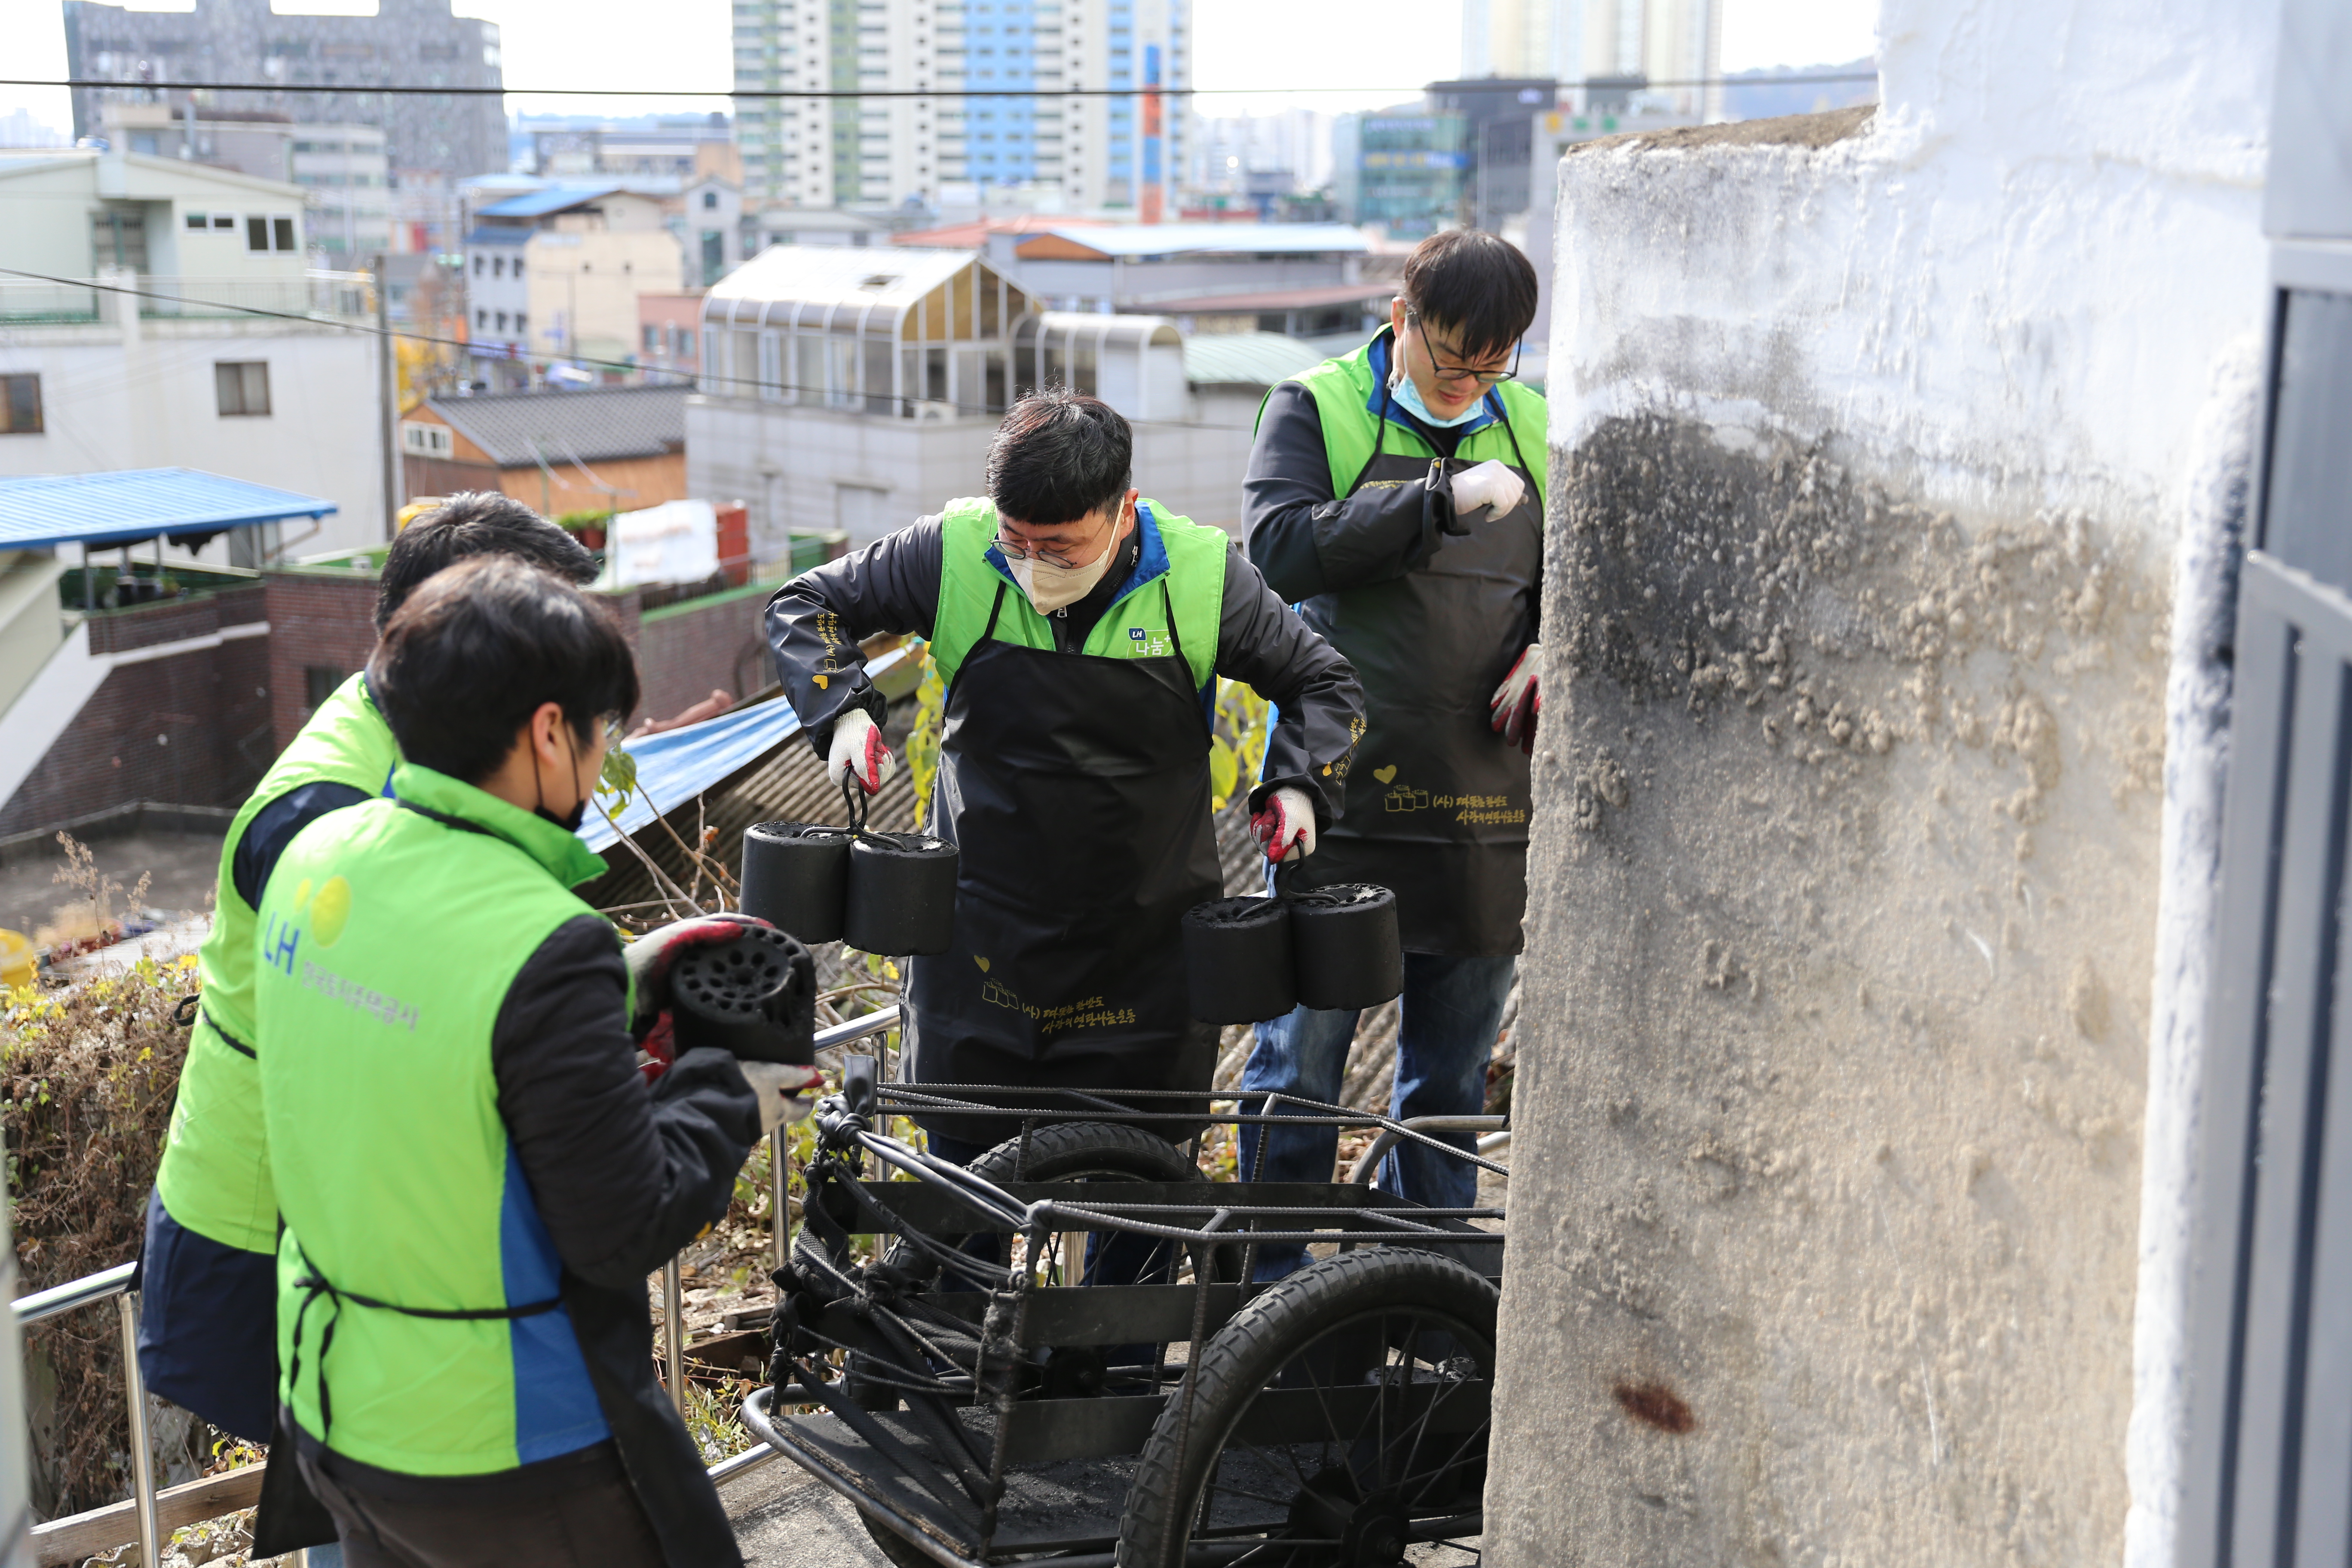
top-left (215, 361), bottom-right (271, 417)
top-left (1, 374), bottom-right (40, 435)
top-left (274, 216), bottom-right (296, 251)
top-left (304, 666), bottom-right (347, 710)
top-left (214, 214), bottom-right (235, 230)
top-left (515, 312), bottom-right (526, 335)
top-left (185, 211), bottom-right (208, 230)
top-left (473, 254), bottom-right (484, 276)
top-left (496, 311), bottom-right (508, 332)
top-left (400, 421), bottom-right (453, 457)
top-left (703, 189), bottom-right (720, 209)
top-left (476, 307), bottom-right (487, 328)
top-left (643, 323), bottom-right (661, 353)
top-left (247, 215), bottom-right (297, 252)
top-left (246, 215), bottom-right (271, 252)
top-left (492, 255), bottom-right (505, 278)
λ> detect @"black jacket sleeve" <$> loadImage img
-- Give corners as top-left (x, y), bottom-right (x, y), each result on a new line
top-left (1215, 544), bottom-right (1365, 826)
top-left (1243, 381), bottom-right (1467, 600)
top-left (491, 916), bottom-right (759, 1292)
top-left (763, 517), bottom-right (944, 758)
top-left (230, 781), bottom-right (373, 908)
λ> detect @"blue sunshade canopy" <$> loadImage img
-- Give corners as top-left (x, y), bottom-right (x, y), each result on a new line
top-left (0, 469), bottom-right (337, 553)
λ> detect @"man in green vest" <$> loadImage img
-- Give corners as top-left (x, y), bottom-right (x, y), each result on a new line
top-left (1235, 230), bottom-right (1547, 1277)
top-left (139, 493), bottom-right (597, 1459)
top-left (764, 389), bottom-right (1363, 1192)
top-left (256, 557), bottom-right (801, 1567)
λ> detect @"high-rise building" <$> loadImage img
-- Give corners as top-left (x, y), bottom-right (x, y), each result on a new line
top-left (731, 0), bottom-right (1189, 216)
top-left (62, 0), bottom-right (507, 185)
top-left (1460, 0), bottom-right (1724, 119)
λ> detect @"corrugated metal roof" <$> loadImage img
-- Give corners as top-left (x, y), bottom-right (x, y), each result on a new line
top-left (704, 245), bottom-right (983, 322)
top-left (0, 469), bottom-right (335, 551)
top-left (1016, 223), bottom-right (1370, 260)
top-left (475, 184), bottom-right (626, 219)
top-left (1181, 332), bottom-right (1329, 388)
top-left (426, 384), bottom-right (687, 469)
top-left (1142, 282), bottom-right (1393, 314)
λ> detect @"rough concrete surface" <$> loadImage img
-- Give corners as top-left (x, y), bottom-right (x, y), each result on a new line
top-left (1487, 0), bottom-right (2277, 1560)
top-left (726, 1457), bottom-right (894, 1567)
top-left (0, 832), bottom-right (222, 938)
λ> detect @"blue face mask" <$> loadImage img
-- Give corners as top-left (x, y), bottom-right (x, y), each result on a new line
top-left (1387, 348), bottom-right (1489, 429)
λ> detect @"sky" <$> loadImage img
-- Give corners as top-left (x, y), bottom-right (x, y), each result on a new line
top-left (0, 0), bottom-right (1878, 140)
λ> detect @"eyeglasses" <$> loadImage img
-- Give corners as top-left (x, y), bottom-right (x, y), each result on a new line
top-left (995, 511), bottom-right (1116, 568)
top-left (1406, 309), bottom-right (1522, 389)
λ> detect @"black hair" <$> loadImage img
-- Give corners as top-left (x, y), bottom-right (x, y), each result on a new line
top-left (984, 389), bottom-right (1133, 525)
top-left (369, 555), bottom-right (640, 786)
top-left (375, 491), bottom-right (597, 631)
top-left (1399, 230), bottom-right (1540, 362)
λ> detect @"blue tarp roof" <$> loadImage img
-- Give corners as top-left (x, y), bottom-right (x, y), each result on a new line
top-left (0, 468), bottom-right (337, 552)
top-left (475, 184), bottom-right (625, 219)
top-left (579, 646), bottom-right (909, 854)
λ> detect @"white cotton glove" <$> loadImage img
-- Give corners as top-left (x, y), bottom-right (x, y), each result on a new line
top-left (738, 1061), bottom-right (828, 1134)
top-left (1490, 642), bottom-right (1541, 756)
top-left (1449, 459), bottom-right (1526, 522)
top-left (1249, 785), bottom-right (1318, 864)
top-left (826, 707), bottom-right (895, 797)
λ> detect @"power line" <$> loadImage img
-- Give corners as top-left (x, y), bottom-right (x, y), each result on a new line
top-left (0, 72), bottom-right (1876, 103)
top-left (0, 264), bottom-right (1271, 434)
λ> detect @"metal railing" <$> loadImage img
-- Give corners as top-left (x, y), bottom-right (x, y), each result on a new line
top-left (9, 1006), bottom-right (904, 1554)
top-left (0, 272), bottom-right (374, 326)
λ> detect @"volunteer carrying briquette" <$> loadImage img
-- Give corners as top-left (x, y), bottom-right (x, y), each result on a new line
top-left (1235, 230), bottom-right (1548, 1278)
top-left (763, 388), bottom-right (1363, 1200)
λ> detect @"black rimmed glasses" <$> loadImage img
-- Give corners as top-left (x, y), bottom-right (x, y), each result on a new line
top-left (1405, 307), bottom-right (1523, 389)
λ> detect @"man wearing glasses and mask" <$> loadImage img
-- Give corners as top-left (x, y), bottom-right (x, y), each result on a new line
top-left (764, 389), bottom-right (1363, 1174)
top-left (1234, 230), bottom-right (1547, 1277)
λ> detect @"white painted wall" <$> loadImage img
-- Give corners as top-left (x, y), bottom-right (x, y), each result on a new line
top-left (0, 318), bottom-right (385, 557)
top-left (1490, 0), bottom-right (2279, 1562)
top-left (686, 396), bottom-right (1252, 559)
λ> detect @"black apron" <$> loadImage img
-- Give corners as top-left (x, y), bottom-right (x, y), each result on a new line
top-left (906, 580), bottom-right (1223, 1146)
top-left (1291, 395), bottom-right (1542, 956)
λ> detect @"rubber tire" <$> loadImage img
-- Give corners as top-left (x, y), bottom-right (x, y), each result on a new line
top-left (1114, 1248), bottom-right (1500, 1568)
top-left (891, 1120), bottom-right (1238, 1286)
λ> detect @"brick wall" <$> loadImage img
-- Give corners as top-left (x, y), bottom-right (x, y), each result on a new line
top-left (631, 586), bottom-right (775, 726)
top-left (0, 637), bottom-right (273, 837)
top-left (263, 574), bottom-right (379, 753)
top-left (1, 571), bottom-right (769, 838)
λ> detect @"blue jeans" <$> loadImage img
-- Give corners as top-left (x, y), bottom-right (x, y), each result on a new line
top-left (1237, 951), bottom-right (1516, 1280)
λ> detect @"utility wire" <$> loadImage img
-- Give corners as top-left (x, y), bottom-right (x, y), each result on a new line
top-left (0, 264), bottom-right (1274, 434)
top-left (1, 72), bottom-right (1876, 102)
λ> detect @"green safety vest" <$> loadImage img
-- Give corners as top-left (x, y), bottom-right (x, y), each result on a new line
top-left (1272, 337), bottom-right (1550, 515)
top-left (157, 675), bottom-right (399, 1254)
top-left (929, 496), bottom-right (1225, 693)
top-left (256, 762), bottom-right (617, 1475)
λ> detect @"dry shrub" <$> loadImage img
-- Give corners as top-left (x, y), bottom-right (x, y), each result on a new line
top-left (3, 954), bottom-right (194, 1515)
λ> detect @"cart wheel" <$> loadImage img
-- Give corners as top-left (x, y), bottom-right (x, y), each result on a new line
top-left (1116, 1248), bottom-right (1497, 1568)
top-left (857, 1508), bottom-right (942, 1568)
top-left (890, 1121), bottom-right (1242, 1288)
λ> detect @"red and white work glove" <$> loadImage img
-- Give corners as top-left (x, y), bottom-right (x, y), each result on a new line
top-left (738, 1061), bottom-right (828, 1133)
top-left (1490, 642), bottom-right (1541, 755)
top-left (1250, 786), bottom-right (1317, 865)
top-left (827, 707), bottom-right (895, 797)
top-left (1449, 459), bottom-right (1526, 522)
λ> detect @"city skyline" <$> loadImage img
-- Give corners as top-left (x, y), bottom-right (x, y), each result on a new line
top-left (0, 0), bottom-right (1875, 150)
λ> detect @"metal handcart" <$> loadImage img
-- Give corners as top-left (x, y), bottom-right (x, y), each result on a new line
top-left (740, 1056), bottom-right (1507, 1568)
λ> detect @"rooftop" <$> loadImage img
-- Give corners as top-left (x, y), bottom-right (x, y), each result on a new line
top-left (0, 469), bottom-right (335, 553)
top-left (894, 214), bottom-right (1116, 248)
top-left (1140, 282), bottom-right (1395, 314)
top-left (1012, 223), bottom-right (1371, 261)
top-left (1181, 332), bottom-right (1330, 387)
top-left (474, 184), bottom-right (628, 220)
top-left (704, 245), bottom-right (989, 318)
top-left (421, 384), bottom-right (688, 468)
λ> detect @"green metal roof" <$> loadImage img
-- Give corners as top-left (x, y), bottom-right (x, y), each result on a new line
top-left (1180, 332), bottom-right (1329, 388)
